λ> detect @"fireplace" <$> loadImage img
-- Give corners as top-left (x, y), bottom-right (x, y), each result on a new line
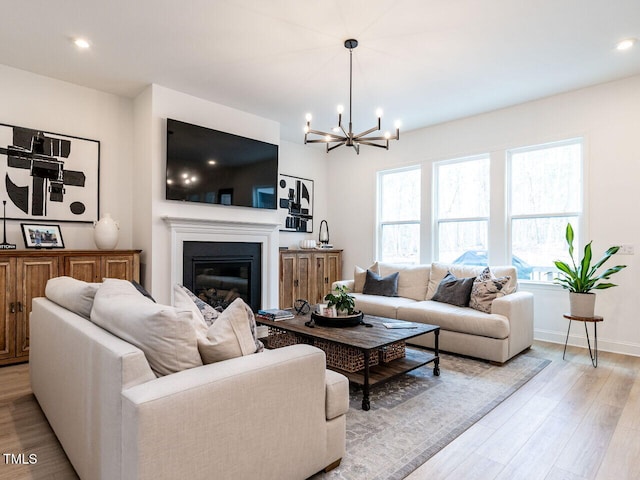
top-left (183, 241), bottom-right (261, 312)
top-left (163, 217), bottom-right (279, 311)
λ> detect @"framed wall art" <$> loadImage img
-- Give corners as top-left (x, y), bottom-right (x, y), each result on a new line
top-left (278, 174), bottom-right (314, 233)
top-left (21, 223), bottom-right (65, 249)
top-left (0, 123), bottom-right (100, 223)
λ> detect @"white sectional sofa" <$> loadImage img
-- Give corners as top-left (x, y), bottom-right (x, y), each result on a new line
top-left (334, 262), bottom-right (534, 364)
top-left (30, 283), bottom-right (348, 480)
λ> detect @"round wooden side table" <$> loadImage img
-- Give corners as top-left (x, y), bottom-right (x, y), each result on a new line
top-left (562, 313), bottom-right (603, 367)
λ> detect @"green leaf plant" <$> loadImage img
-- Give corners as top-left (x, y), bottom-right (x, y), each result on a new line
top-left (324, 284), bottom-right (356, 315)
top-left (554, 223), bottom-right (627, 293)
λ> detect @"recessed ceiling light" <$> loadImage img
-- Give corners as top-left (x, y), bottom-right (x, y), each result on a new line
top-left (616, 38), bottom-right (636, 51)
top-left (74, 38), bottom-right (91, 49)
top-left (208, 160), bottom-right (216, 165)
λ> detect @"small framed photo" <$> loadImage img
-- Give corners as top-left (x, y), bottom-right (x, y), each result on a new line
top-left (21, 223), bottom-right (65, 249)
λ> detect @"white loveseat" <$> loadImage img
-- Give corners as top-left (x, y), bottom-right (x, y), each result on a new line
top-left (334, 262), bottom-right (534, 364)
top-left (30, 284), bottom-right (348, 480)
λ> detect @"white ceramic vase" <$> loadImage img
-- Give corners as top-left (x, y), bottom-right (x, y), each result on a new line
top-left (93, 213), bottom-right (119, 250)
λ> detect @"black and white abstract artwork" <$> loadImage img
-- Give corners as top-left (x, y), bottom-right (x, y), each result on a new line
top-left (278, 174), bottom-right (313, 233)
top-left (0, 123), bottom-right (100, 223)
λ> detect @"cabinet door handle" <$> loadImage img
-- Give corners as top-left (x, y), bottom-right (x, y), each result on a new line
top-left (18, 302), bottom-right (23, 312)
top-left (325, 276), bottom-right (329, 284)
top-left (10, 302), bottom-right (15, 313)
top-left (294, 279), bottom-right (299, 287)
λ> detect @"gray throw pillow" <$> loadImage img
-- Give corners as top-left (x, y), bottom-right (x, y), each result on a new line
top-left (431, 271), bottom-right (474, 307)
top-left (362, 270), bottom-right (399, 297)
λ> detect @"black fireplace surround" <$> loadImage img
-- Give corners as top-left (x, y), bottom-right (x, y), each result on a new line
top-left (183, 241), bottom-right (262, 312)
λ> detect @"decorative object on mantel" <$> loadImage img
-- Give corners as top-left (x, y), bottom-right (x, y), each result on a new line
top-left (0, 201), bottom-right (16, 250)
top-left (93, 213), bottom-right (119, 249)
top-left (318, 219), bottom-right (332, 249)
top-left (299, 239), bottom-right (317, 249)
top-left (0, 123), bottom-right (100, 223)
top-left (278, 174), bottom-right (314, 233)
top-left (21, 223), bottom-right (64, 248)
top-left (303, 39), bottom-right (401, 154)
top-left (554, 223), bottom-right (626, 318)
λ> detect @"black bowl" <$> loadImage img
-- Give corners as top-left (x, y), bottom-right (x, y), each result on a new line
top-left (311, 311), bottom-right (364, 327)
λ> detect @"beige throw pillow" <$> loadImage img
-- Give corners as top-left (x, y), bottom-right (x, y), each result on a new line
top-left (45, 276), bottom-right (100, 318)
top-left (198, 298), bottom-right (258, 364)
top-left (90, 279), bottom-right (203, 377)
top-left (173, 284), bottom-right (209, 338)
top-left (354, 262), bottom-right (378, 293)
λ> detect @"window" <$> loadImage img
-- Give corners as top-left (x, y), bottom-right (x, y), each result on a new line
top-left (508, 139), bottom-right (583, 281)
top-left (377, 166), bottom-right (421, 263)
top-left (434, 155), bottom-right (490, 264)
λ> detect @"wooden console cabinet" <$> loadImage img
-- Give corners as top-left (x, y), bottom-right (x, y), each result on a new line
top-left (0, 250), bottom-right (141, 366)
top-left (279, 249), bottom-right (342, 309)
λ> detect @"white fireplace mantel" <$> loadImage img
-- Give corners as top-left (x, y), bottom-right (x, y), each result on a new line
top-left (163, 216), bottom-right (280, 308)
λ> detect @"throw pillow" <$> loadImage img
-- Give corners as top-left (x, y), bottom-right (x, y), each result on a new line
top-left (45, 276), bottom-right (100, 318)
top-left (130, 280), bottom-right (156, 302)
top-left (198, 298), bottom-right (260, 364)
top-left (174, 284), bottom-right (264, 355)
top-left (362, 269), bottom-right (399, 297)
top-left (354, 262), bottom-right (378, 293)
top-left (431, 271), bottom-right (475, 307)
top-left (469, 267), bottom-right (511, 314)
top-left (175, 284), bottom-right (220, 326)
top-left (90, 279), bottom-right (203, 377)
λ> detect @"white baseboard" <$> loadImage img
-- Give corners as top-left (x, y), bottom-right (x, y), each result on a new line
top-left (534, 328), bottom-right (640, 358)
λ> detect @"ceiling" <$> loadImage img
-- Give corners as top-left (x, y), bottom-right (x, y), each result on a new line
top-left (0, 0), bottom-right (638, 143)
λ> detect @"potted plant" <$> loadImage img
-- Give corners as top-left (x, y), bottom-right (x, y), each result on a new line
top-left (554, 223), bottom-right (627, 317)
top-left (311, 285), bottom-right (363, 327)
top-left (324, 284), bottom-right (356, 316)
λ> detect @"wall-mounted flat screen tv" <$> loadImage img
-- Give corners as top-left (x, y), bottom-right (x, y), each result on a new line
top-left (166, 119), bottom-right (278, 209)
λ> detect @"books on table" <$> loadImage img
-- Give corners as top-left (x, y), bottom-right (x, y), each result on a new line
top-left (382, 321), bottom-right (418, 329)
top-left (256, 309), bottom-right (294, 321)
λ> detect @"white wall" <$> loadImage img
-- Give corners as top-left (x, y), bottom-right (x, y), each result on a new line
top-left (277, 139), bottom-right (329, 250)
top-left (327, 74), bottom-right (640, 356)
top-left (0, 64), bottom-right (134, 249)
top-left (132, 85), bottom-right (328, 304)
top-left (6, 61), bottom-right (636, 355)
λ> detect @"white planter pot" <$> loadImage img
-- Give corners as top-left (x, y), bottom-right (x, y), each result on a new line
top-left (569, 292), bottom-right (596, 318)
top-left (93, 213), bottom-right (119, 250)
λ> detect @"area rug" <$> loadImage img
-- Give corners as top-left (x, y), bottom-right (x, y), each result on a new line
top-left (314, 350), bottom-right (550, 480)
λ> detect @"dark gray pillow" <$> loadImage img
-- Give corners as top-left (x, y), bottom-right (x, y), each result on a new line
top-left (362, 270), bottom-right (399, 297)
top-left (431, 272), bottom-right (474, 307)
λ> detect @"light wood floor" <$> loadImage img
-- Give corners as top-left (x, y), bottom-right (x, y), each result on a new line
top-left (408, 341), bottom-right (640, 480)
top-left (1, 341), bottom-right (638, 479)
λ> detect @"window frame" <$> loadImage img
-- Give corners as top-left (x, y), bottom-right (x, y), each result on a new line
top-left (506, 137), bottom-right (584, 283)
top-left (376, 164), bottom-right (421, 263)
top-left (433, 154), bottom-right (491, 263)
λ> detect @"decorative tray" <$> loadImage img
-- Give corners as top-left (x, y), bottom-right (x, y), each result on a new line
top-left (310, 311), bottom-right (364, 328)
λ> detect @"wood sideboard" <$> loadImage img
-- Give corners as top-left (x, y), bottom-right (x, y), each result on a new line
top-left (0, 249), bottom-right (141, 366)
top-left (279, 249), bottom-right (342, 309)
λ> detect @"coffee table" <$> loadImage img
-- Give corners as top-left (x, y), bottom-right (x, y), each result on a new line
top-left (256, 313), bottom-right (440, 410)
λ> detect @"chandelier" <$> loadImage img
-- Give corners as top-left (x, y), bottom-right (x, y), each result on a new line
top-left (304, 39), bottom-right (400, 154)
